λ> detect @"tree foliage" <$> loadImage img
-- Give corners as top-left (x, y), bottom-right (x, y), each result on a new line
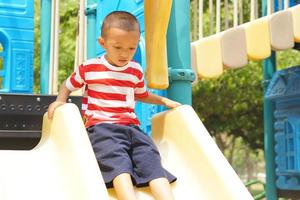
top-left (190, 0), bottom-right (265, 151)
top-left (190, 0), bottom-right (300, 152)
top-left (192, 62), bottom-right (264, 150)
top-left (34, 0), bottom-right (78, 93)
top-left (190, 0), bottom-right (262, 40)
top-left (32, 1), bottom-right (300, 153)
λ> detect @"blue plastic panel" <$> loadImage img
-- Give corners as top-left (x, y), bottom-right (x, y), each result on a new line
top-left (266, 66), bottom-right (300, 190)
top-left (96, 0), bottom-right (166, 135)
top-left (275, 115), bottom-right (300, 190)
top-left (274, 0), bottom-right (298, 11)
top-left (0, 0), bottom-right (34, 18)
top-left (96, 0), bottom-right (144, 56)
top-left (0, 0), bottom-right (34, 93)
top-left (265, 66), bottom-right (300, 101)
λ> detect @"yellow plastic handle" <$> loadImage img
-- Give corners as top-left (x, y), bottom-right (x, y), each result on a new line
top-left (144, 0), bottom-right (172, 89)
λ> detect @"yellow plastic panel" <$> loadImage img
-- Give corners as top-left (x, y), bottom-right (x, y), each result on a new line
top-left (109, 105), bottom-right (254, 199)
top-left (0, 104), bottom-right (109, 200)
top-left (243, 17), bottom-right (271, 61)
top-left (144, 0), bottom-right (172, 89)
top-left (290, 5), bottom-right (300, 42)
top-left (221, 27), bottom-right (248, 68)
top-left (191, 35), bottom-right (223, 79)
top-left (269, 10), bottom-right (294, 50)
top-left (151, 105), bottom-right (254, 199)
top-left (0, 104), bottom-right (254, 200)
top-left (190, 44), bottom-right (198, 82)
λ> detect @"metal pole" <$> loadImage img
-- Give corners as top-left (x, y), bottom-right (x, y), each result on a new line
top-left (267, 0), bottom-right (274, 15)
top-left (193, 0), bottom-right (198, 41)
top-left (199, 0), bottom-right (203, 39)
top-left (86, 0), bottom-right (97, 59)
top-left (49, 0), bottom-right (55, 94)
top-left (166, 0), bottom-right (195, 105)
top-left (40, 0), bottom-right (52, 94)
top-left (262, 0), bottom-right (277, 199)
top-left (216, 0), bottom-right (221, 33)
top-left (284, 0), bottom-right (289, 9)
top-left (251, 0), bottom-right (259, 20)
top-left (78, 0), bottom-right (85, 65)
top-left (52, 0), bottom-right (60, 94)
top-left (251, 0), bottom-right (256, 21)
top-left (233, 0), bottom-right (238, 27)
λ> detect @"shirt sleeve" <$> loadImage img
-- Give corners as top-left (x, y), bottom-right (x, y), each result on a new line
top-left (65, 64), bottom-right (86, 91)
top-left (134, 72), bottom-right (149, 99)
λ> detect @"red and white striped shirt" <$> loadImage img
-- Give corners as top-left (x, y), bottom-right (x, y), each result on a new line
top-left (66, 55), bottom-right (149, 128)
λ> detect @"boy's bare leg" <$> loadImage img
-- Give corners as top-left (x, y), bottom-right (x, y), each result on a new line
top-left (149, 178), bottom-right (174, 200)
top-left (113, 173), bottom-right (136, 200)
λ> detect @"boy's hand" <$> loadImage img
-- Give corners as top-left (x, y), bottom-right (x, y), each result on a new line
top-left (163, 98), bottom-right (182, 109)
top-left (47, 101), bottom-right (66, 119)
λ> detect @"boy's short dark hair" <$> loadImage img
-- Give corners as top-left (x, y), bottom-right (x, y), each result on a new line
top-left (101, 11), bottom-right (140, 38)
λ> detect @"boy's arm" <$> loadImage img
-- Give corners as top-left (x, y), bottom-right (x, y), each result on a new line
top-left (135, 92), bottom-right (181, 109)
top-left (47, 80), bottom-right (72, 119)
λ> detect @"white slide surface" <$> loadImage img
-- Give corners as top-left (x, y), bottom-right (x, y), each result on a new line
top-left (0, 104), bottom-right (253, 200)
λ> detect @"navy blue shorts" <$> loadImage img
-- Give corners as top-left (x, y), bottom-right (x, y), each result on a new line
top-left (87, 123), bottom-right (177, 188)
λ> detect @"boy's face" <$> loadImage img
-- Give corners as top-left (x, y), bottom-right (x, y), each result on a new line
top-left (98, 27), bottom-right (140, 67)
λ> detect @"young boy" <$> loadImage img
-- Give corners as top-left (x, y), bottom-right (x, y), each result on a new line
top-left (48, 11), bottom-right (179, 200)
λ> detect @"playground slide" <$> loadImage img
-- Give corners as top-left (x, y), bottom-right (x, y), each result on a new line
top-left (0, 104), bottom-right (109, 200)
top-left (0, 104), bottom-right (253, 200)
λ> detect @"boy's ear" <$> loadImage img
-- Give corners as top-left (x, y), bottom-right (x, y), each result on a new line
top-left (98, 37), bottom-right (105, 48)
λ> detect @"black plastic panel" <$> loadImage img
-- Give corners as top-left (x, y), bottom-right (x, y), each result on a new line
top-left (0, 94), bottom-right (82, 150)
top-left (278, 189), bottom-right (300, 199)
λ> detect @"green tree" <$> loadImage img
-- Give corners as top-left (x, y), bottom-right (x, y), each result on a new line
top-left (190, 1), bottom-right (300, 173)
top-left (192, 62), bottom-right (264, 151)
top-left (190, 0), bottom-right (262, 40)
top-left (34, 0), bottom-right (78, 93)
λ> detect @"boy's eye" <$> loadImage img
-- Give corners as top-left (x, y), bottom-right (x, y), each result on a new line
top-left (114, 46), bottom-right (121, 49)
top-left (129, 48), bottom-right (136, 51)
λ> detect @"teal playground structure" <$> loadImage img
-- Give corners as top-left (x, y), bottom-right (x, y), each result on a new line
top-left (95, 0), bottom-right (166, 134)
top-left (1, 0), bottom-right (300, 199)
top-left (0, 0), bottom-right (34, 93)
top-left (39, 0), bottom-right (193, 134)
top-left (263, 1), bottom-right (300, 199)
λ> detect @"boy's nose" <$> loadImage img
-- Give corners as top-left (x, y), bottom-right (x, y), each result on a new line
top-left (120, 51), bottom-right (129, 58)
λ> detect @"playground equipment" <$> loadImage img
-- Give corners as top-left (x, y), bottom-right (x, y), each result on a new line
top-left (190, 5), bottom-right (299, 79)
top-left (0, 0), bottom-right (254, 199)
top-left (266, 66), bottom-right (300, 192)
top-left (246, 180), bottom-right (266, 200)
top-left (144, 0), bottom-right (172, 89)
top-left (191, 1), bottom-right (300, 200)
top-left (0, 0), bottom-right (34, 93)
top-left (0, 104), bottom-right (109, 200)
top-left (0, 94), bottom-right (81, 150)
top-left (190, 1), bottom-right (300, 199)
top-left (1, 0), bottom-right (300, 199)
top-left (264, 66), bottom-right (300, 198)
top-left (0, 104), bottom-right (253, 200)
